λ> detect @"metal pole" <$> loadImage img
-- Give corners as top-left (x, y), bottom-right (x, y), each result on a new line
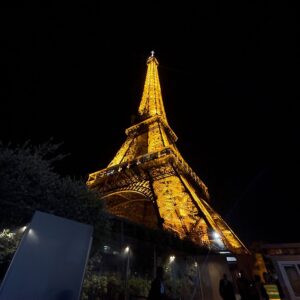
top-left (153, 245), bottom-right (157, 278)
top-left (124, 249), bottom-right (130, 300)
top-left (197, 259), bottom-right (204, 300)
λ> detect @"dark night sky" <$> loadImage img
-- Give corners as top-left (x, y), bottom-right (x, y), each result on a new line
top-left (0, 4), bottom-right (298, 246)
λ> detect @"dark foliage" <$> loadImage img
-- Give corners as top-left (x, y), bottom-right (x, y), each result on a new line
top-left (0, 140), bottom-right (105, 228)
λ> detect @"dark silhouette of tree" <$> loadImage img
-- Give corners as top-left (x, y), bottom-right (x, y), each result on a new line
top-left (0, 140), bottom-right (105, 228)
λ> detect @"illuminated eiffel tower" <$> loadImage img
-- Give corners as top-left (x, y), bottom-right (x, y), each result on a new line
top-left (87, 52), bottom-right (248, 254)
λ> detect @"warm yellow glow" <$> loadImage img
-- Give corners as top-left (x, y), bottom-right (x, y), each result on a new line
top-left (180, 175), bottom-right (248, 253)
top-left (138, 56), bottom-right (168, 123)
top-left (107, 137), bottom-right (135, 167)
top-left (253, 253), bottom-right (268, 282)
top-left (87, 53), bottom-right (249, 254)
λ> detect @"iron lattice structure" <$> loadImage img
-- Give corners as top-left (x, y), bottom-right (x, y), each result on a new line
top-left (87, 53), bottom-right (248, 254)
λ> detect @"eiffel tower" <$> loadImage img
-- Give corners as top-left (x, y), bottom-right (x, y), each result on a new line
top-left (87, 52), bottom-right (248, 254)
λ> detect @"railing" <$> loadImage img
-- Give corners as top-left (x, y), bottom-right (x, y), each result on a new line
top-left (88, 148), bottom-right (172, 182)
top-left (88, 147), bottom-right (209, 199)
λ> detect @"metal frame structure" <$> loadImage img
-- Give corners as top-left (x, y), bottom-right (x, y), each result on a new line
top-left (87, 53), bottom-right (248, 254)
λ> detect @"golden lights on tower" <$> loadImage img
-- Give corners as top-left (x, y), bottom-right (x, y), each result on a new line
top-left (87, 52), bottom-right (249, 254)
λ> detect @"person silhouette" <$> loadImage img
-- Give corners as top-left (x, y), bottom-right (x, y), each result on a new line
top-left (253, 275), bottom-right (269, 300)
top-left (219, 273), bottom-right (236, 300)
top-left (148, 266), bottom-right (166, 300)
top-left (237, 270), bottom-right (251, 300)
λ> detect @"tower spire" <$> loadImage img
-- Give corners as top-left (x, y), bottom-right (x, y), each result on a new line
top-left (138, 52), bottom-right (168, 123)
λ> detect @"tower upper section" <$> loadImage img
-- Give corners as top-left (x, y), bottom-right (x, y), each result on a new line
top-left (137, 52), bottom-right (168, 124)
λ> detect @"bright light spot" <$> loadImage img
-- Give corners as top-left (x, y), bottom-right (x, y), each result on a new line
top-left (124, 246), bottom-right (130, 253)
top-left (104, 245), bottom-right (110, 252)
top-left (213, 231), bottom-right (220, 239)
top-left (107, 169), bottom-right (114, 175)
top-left (169, 255), bottom-right (175, 263)
top-left (28, 229), bottom-right (38, 242)
top-left (194, 262), bottom-right (198, 267)
top-left (226, 256), bottom-right (237, 262)
top-left (28, 229), bottom-right (35, 236)
top-left (20, 226), bottom-right (27, 233)
top-left (219, 251), bottom-right (231, 254)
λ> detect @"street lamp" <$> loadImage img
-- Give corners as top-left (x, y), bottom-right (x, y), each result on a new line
top-left (19, 226), bottom-right (27, 233)
top-left (124, 246), bottom-right (131, 300)
top-left (169, 255), bottom-right (176, 279)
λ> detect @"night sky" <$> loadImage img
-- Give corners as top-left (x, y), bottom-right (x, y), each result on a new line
top-left (0, 5), bottom-right (298, 246)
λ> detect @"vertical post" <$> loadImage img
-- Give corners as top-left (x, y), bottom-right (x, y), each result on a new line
top-left (153, 245), bottom-right (157, 278)
top-left (197, 259), bottom-right (204, 300)
top-left (124, 246), bottom-right (130, 300)
top-left (121, 220), bottom-right (124, 247)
